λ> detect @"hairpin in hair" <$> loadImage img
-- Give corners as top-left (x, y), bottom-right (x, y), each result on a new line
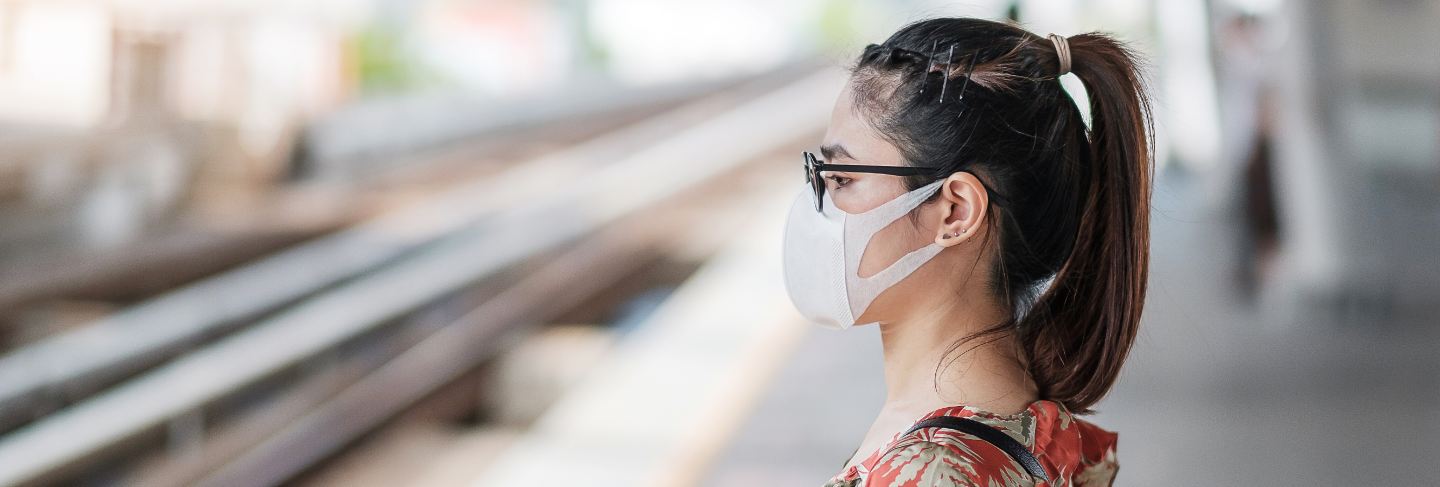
top-left (957, 51), bottom-right (978, 102)
top-left (955, 51), bottom-right (979, 117)
top-left (919, 40), bottom-right (938, 95)
top-left (937, 44), bottom-right (954, 103)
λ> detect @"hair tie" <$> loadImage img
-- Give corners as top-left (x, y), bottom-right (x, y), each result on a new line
top-left (1048, 33), bottom-right (1072, 76)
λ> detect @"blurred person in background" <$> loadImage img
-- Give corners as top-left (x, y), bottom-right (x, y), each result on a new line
top-left (781, 17), bottom-right (1153, 486)
top-left (1213, 12), bottom-right (1280, 301)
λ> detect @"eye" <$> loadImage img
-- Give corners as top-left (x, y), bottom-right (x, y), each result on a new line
top-left (824, 174), bottom-right (852, 189)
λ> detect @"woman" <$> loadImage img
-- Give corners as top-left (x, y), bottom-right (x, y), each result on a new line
top-left (780, 17), bottom-right (1152, 486)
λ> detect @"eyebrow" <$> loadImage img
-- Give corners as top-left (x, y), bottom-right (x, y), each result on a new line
top-left (819, 143), bottom-right (854, 161)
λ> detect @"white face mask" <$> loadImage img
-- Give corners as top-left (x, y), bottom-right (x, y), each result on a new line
top-left (781, 179), bottom-right (946, 329)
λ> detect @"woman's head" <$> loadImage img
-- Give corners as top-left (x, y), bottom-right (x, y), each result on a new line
top-left (819, 17), bottom-right (1153, 414)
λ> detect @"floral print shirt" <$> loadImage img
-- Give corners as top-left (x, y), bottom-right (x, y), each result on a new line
top-left (823, 399), bottom-right (1118, 486)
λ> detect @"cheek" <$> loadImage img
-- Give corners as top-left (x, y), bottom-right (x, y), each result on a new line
top-left (831, 189), bottom-right (880, 215)
top-left (832, 177), bottom-right (904, 214)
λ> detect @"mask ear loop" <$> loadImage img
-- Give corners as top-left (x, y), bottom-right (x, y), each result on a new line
top-left (844, 179), bottom-right (947, 309)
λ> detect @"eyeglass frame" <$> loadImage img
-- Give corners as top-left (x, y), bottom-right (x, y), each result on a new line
top-left (803, 151), bottom-right (931, 212)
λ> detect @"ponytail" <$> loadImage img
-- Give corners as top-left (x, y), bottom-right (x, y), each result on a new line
top-left (1017, 33), bottom-right (1153, 413)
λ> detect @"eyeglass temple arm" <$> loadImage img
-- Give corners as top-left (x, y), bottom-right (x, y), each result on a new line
top-left (813, 162), bottom-right (929, 176)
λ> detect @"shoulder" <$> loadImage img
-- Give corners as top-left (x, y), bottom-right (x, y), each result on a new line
top-left (862, 434), bottom-right (1035, 487)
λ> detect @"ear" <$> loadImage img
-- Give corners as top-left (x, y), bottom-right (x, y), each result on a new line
top-left (932, 172), bottom-right (989, 248)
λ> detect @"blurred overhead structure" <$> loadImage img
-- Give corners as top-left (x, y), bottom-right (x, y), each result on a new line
top-left (0, 0), bottom-right (356, 265)
top-left (1262, 0), bottom-right (1440, 324)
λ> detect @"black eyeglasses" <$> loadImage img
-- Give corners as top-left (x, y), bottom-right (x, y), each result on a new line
top-left (803, 151), bottom-right (929, 212)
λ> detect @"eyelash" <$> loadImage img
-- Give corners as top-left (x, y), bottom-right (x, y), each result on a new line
top-left (825, 175), bottom-right (851, 188)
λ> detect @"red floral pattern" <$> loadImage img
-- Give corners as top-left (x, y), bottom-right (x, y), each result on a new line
top-left (824, 399), bottom-right (1118, 486)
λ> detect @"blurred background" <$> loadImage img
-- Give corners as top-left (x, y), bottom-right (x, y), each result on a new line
top-left (0, 0), bottom-right (1435, 485)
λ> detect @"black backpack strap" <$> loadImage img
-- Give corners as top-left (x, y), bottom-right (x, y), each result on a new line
top-left (903, 416), bottom-right (1050, 482)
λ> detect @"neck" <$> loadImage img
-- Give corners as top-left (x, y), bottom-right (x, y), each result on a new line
top-left (875, 288), bottom-right (1037, 416)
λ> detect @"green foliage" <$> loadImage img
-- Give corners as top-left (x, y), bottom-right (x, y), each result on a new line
top-left (353, 25), bottom-right (439, 94)
top-left (817, 0), bottom-right (869, 55)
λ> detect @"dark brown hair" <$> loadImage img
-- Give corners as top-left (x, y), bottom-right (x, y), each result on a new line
top-left (848, 18), bottom-right (1153, 414)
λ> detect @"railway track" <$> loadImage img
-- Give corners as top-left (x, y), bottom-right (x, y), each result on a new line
top-left (0, 63), bottom-right (809, 433)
